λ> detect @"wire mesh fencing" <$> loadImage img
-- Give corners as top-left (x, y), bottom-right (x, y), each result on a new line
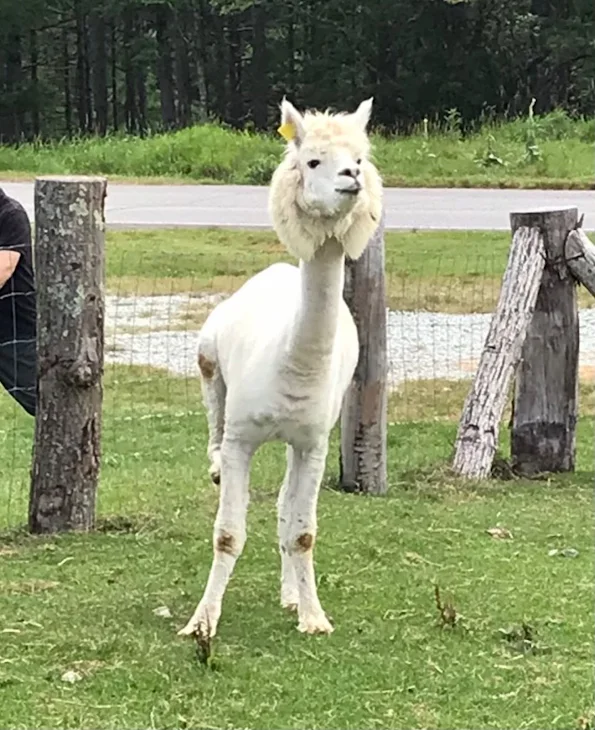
top-left (1, 244), bottom-right (593, 529)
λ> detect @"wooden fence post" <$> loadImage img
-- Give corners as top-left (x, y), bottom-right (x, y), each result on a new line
top-left (452, 225), bottom-right (546, 478)
top-left (566, 226), bottom-right (595, 298)
top-left (340, 211), bottom-right (387, 495)
top-left (29, 176), bottom-right (107, 534)
top-left (510, 207), bottom-right (579, 476)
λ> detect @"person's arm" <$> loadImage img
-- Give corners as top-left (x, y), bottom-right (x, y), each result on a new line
top-left (0, 250), bottom-right (21, 288)
top-left (0, 205), bottom-right (30, 288)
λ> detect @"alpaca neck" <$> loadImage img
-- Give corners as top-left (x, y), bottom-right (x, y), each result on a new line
top-left (286, 237), bottom-right (345, 372)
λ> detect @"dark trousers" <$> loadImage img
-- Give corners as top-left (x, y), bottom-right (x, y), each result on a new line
top-left (0, 338), bottom-right (37, 416)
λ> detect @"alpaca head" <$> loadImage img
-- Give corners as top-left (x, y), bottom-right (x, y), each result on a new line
top-left (268, 98), bottom-right (383, 262)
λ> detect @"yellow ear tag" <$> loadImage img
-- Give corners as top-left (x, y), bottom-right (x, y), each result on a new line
top-left (277, 122), bottom-right (296, 142)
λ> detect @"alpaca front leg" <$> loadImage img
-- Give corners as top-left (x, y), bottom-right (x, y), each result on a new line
top-left (280, 444), bottom-right (333, 635)
top-left (178, 439), bottom-right (252, 638)
top-left (278, 446), bottom-right (298, 611)
top-left (198, 352), bottom-right (226, 486)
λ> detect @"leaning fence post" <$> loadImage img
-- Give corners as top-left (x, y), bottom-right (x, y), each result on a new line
top-left (509, 207), bottom-right (579, 475)
top-left (340, 210), bottom-right (387, 495)
top-left (452, 224), bottom-right (547, 479)
top-left (29, 176), bottom-right (107, 534)
top-left (566, 226), bottom-right (595, 298)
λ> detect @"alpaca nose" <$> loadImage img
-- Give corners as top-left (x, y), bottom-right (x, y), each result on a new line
top-left (339, 167), bottom-right (358, 179)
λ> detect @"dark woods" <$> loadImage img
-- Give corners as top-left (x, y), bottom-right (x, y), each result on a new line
top-left (0, 0), bottom-right (593, 142)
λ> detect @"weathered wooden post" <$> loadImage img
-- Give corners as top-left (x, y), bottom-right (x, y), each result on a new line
top-left (452, 225), bottom-right (547, 478)
top-left (566, 225), bottom-right (595, 298)
top-left (29, 176), bottom-right (107, 534)
top-left (340, 211), bottom-right (387, 495)
top-left (510, 207), bottom-right (579, 475)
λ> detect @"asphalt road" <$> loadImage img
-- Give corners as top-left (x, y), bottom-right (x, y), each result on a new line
top-left (1, 180), bottom-right (593, 230)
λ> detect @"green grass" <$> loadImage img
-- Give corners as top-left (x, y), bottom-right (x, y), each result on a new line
top-left (1, 110), bottom-right (593, 188)
top-left (106, 227), bottom-right (595, 314)
top-left (0, 365), bottom-right (593, 729)
top-left (0, 224), bottom-right (593, 728)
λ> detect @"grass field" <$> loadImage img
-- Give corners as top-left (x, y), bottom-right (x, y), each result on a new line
top-left (0, 110), bottom-right (593, 189)
top-left (0, 366), bottom-right (593, 730)
top-left (0, 227), bottom-right (593, 729)
top-left (106, 227), bottom-right (595, 314)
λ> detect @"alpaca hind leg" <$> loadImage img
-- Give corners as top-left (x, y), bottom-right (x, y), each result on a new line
top-left (279, 443), bottom-right (333, 635)
top-left (179, 437), bottom-right (253, 638)
top-left (198, 352), bottom-right (226, 485)
top-left (278, 445), bottom-right (298, 611)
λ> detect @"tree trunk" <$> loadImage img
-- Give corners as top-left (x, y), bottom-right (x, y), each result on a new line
top-left (250, 4), bottom-right (268, 129)
top-left (110, 21), bottom-right (118, 131)
top-left (29, 29), bottom-right (40, 137)
top-left (62, 23), bottom-right (72, 137)
top-left (75, 0), bottom-right (89, 133)
top-left (83, 10), bottom-right (93, 132)
top-left (287, 5), bottom-right (295, 95)
top-left (226, 15), bottom-right (244, 127)
top-left (452, 226), bottom-right (546, 479)
top-left (340, 213), bottom-right (387, 495)
top-left (90, 10), bottom-right (108, 135)
top-left (3, 32), bottom-right (23, 142)
top-left (123, 7), bottom-right (137, 133)
top-left (30, 176), bottom-right (107, 535)
top-left (174, 8), bottom-right (193, 128)
top-left (194, 0), bottom-right (209, 120)
top-left (210, 14), bottom-right (227, 120)
top-left (566, 227), bottom-right (595, 298)
top-left (136, 64), bottom-right (148, 135)
top-left (510, 207), bottom-right (579, 475)
top-left (155, 4), bottom-right (177, 129)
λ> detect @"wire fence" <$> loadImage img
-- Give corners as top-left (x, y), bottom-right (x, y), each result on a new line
top-left (1, 248), bottom-right (594, 529)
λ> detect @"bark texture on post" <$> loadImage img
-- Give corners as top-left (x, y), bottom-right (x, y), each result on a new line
top-left (566, 228), bottom-right (595, 299)
top-left (452, 227), bottom-right (546, 479)
top-left (29, 176), bottom-right (107, 534)
top-left (510, 207), bottom-right (579, 476)
top-left (340, 211), bottom-right (387, 495)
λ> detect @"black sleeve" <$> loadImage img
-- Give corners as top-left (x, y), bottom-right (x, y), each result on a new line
top-left (0, 206), bottom-right (32, 254)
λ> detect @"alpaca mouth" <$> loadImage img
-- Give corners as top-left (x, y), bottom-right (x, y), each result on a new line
top-left (336, 186), bottom-right (360, 196)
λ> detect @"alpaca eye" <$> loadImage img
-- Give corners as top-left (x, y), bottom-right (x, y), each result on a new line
top-left (307, 160), bottom-right (321, 169)
top-left (356, 158), bottom-right (362, 165)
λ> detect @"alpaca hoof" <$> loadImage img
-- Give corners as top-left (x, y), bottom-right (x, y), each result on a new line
top-left (297, 612), bottom-right (334, 635)
top-left (177, 604), bottom-right (219, 638)
top-left (177, 618), bottom-right (217, 638)
top-left (281, 599), bottom-right (298, 612)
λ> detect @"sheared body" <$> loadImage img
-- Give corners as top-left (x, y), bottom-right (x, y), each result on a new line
top-left (179, 97), bottom-right (383, 638)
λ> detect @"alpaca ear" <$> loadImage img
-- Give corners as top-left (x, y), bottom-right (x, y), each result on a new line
top-left (279, 98), bottom-right (305, 147)
top-left (351, 97), bottom-right (373, 131)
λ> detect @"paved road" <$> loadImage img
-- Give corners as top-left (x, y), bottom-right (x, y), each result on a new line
top-left (1, 180), bottom-right (593, 230)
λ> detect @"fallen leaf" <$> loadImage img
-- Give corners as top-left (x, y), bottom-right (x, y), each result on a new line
top-left (487, 526), bottom-right (513, 539)
top-left (60, 670), bottom-right (83, 684)
top-left (548, 547), bottom-right (579, 558)
top-left (560, 547), bottom-right (579, 558)
top-left (153, 605), bottom-right (172, 619)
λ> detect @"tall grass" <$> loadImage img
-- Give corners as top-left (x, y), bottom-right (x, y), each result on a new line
top-left (0, 109), bottom-right (593, 188)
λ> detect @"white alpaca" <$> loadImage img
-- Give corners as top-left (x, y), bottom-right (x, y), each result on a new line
top-left (179, 98), bottom-right (383, 638)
